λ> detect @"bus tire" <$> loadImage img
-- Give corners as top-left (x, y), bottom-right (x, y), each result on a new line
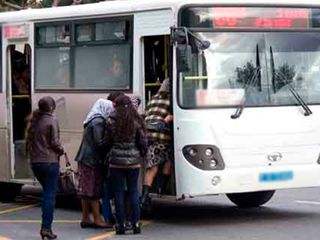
top-left (226, 190), bottom-right (275, 208)
top-left (0, 182), bottom-right (23, 202)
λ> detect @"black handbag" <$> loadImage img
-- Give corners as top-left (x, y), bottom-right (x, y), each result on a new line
top-left (58, 153), bottom-right (78, 195)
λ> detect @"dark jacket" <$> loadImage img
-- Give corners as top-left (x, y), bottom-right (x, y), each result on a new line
top-left (30, 112), bottom-right (64, 164)
top-left (75, 116), bottom-right (107, 168)
top-left (105, 112), bottom-right (148, 166)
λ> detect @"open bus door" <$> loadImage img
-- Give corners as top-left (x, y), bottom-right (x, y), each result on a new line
top-left (0, 24), bottom-right (33, 200)
top-left (143, 35), bottom-right (176, 198)
top-left (8, 43), bottom-right (32, 180)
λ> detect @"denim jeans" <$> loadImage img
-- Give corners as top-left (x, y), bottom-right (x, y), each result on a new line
top-left (32, 162), bottom-right (59, 230)
top-left (110, 168), bottom-right (140, 225)
top-left (102, 177), bottom-right (115, 224)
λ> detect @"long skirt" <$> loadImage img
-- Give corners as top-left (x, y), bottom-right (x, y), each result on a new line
top-left (77, 162), bottom-right (106, 200)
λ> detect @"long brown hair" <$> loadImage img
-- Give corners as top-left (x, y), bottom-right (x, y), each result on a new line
top-left (113, 95), bottom-right (146, 141)
top-left (25, 96), bottom-right (56, 155)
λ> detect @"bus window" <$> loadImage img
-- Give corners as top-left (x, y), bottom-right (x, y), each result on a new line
top-left (34, 17), bottom-right (133, 91)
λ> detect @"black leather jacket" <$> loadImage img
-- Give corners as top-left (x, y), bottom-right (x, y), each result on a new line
top-left (29, 112), bottom-right (64, 164)
top-left (105, 113), bottom-right (148, 166)
top-left (75, 116), bottom-right (106, 168)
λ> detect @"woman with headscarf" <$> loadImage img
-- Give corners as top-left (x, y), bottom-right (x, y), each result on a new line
top-left (105, 95), bottom-right (148, 234)
top-left (25, 96), bottom-right (64, 240)
top-left (75, 98), bottom-right (114, 228)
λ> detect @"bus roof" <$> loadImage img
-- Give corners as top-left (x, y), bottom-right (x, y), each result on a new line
top-left (0, 0), bottom-right (320, 24)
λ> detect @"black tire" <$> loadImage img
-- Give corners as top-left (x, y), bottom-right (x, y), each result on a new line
top-left (0, 182), bottom-right (23, 202)
top-left (226, 190), bottom-right (275, 208)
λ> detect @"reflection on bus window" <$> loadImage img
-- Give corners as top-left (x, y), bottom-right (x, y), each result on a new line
top-left (178, 32), bottom-right (320, 108)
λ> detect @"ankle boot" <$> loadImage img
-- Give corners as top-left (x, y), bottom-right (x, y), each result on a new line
top-left (140, 185), bottom-right (151, 207)
top-left (158, 174), bottom-right (170, 195)
top-left (40, 228), bottom-right (57, 240)
top-left (115, 223), bottom-right (126, 235)
top-left (133, 222), bottom-right (141, 234)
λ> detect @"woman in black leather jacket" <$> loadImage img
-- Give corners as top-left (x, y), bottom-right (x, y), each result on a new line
top-left (105, 95), bottom-right (147, 235)
top-left (75, 98), bottom-right (114, 228)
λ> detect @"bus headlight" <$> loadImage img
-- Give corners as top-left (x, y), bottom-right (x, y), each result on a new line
top-left (187, 147), bottom-right (197, 157)
top-left (182, 145), bottom-right (225, 171)
top-left (205, 148), bottom-right (214, 157)
top-left (210, 159), bottom-right (217, 168)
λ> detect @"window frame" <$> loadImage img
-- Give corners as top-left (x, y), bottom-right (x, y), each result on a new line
top-left (34, 16), bottom-right (133, 92)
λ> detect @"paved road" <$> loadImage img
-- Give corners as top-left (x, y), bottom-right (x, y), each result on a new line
top-left (0, 186), bottom-right (320, 239)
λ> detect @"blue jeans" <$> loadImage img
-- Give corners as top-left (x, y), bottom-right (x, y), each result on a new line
top-left (32, 163), bottom-right (59, 230)
top-left (102, 177), bottom-right (115, 224)
top-left (110, 168), bottom-right (140, 225)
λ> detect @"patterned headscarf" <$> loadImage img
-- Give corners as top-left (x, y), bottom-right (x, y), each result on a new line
top-left (83, 98), bottom-right (114, 126)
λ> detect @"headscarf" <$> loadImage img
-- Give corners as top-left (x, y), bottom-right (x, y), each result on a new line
top-left (83, 98), bottom-right (113, 126)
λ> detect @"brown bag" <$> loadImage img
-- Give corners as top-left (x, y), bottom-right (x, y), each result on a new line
top-left (58, 153), bottom-right (78, 195)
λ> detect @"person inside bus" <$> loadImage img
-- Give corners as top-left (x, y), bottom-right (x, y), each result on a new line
top-left (108, 57), bottom-right (129, 89)
top-left (105, 95), bottom-right (148, 235)
top-left (75, 98), bottom-right (114, 229)
top-left (25, 96), bottom-right (65, 240)
top-left (141, 78), bottom-right (173, 209)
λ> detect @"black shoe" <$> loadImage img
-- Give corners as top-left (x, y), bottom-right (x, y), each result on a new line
top-left (80, 221), bottom-right (94, 228)
top-left (115, 223), bottom-right (125, 235)
top-left (125, 221), bottom-right (133, 230)
top-left (133, 222), bottom-right (141, 234)
top-left (40, 228), bottom-right (57, 240)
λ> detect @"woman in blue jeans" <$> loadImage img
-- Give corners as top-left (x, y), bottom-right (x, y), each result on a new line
top-left (26, 96), bottom-right (65, 240)
top-left (105, 95), bottom-right (148, 234)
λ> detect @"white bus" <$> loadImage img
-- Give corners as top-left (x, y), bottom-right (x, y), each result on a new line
top-left (1, 0), bottom-right (320, 206)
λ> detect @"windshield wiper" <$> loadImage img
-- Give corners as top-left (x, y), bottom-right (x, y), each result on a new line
top-left (231, 67), bottom-right (261, 119)
top-left (270, 47), bottom-right (312, 116)
top-left (231, 44), bottom-right (261, 119)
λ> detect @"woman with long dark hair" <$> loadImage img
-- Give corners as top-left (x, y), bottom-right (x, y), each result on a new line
top-left (105, 95), bottom-right (148, 234)
top-left (25, 96), bottom-right (64, 240)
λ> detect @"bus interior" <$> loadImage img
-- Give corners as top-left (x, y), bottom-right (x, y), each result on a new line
top-left (8, 43), bottom-right (32, 180)
top-left (143, 35), bottom-right (176, 197)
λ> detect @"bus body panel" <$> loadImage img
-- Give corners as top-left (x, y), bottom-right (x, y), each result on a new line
top-left (0, 94), bottom-right (10, 182)
top-left (173, 107), bottom-right (320, 197)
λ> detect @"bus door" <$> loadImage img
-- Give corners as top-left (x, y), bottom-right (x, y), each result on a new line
top-left (143, 35), bottom-right (176, 196)
top-left (3, 23), bottom-right (33, 180)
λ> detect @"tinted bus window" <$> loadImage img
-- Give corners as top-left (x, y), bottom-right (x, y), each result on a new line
top-left (35, 17), bottom-right (132, 91)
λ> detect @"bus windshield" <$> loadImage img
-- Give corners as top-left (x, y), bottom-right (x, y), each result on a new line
top-left (177, 7), bottom-right (320, 108)
top-left (178, 31), bottom-right (320, 108)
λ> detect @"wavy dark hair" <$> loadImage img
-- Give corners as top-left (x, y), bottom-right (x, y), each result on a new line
top-left (25, 96), bottom-right (56, 155)
top-left (113, 95), bottom-right (146, 141)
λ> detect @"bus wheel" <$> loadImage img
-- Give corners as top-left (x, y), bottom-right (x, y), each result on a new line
top-left (226, 190), bottom-right (275, 208)
top-left (0, 182), bottom-right (23, 202)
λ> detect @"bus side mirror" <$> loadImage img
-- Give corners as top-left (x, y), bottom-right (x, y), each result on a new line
top-left (176, 44), bottom-right (192, 72)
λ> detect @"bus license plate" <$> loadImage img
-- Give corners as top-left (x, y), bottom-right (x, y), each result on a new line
top-left (259, 171), bottom-right (293, 182)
